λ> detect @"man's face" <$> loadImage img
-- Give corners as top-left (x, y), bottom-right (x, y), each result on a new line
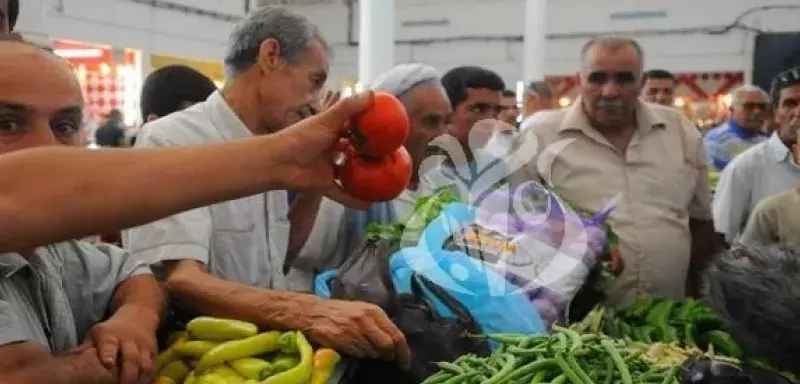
top-left (0, 1), bottom-right (8, 35)
top-left (255, 40), bottom-right (329, 133)
top-left (775, 84), bottom-right (800, 144)
top-left (0, 43), bottom-right (84, 154)
top-left (498, 96), bottom-right (519, 126)
top-left (642, 78), bottom-right (675, 106)
top-left (403, 83), bottom-right (452, 182)
top-left (580, 44), bottom-right (643, 130)
top-left (448, 87), bottom-right (501, 148)
top-left (730, 90), bottom-right (769, 133)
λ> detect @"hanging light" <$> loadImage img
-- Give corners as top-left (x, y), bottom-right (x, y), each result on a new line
top-left (558, 97), bottom-right (571, 107)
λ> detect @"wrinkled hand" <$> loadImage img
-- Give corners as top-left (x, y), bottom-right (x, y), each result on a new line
top-left (302, 298), bottom-right (411, 368)
top-left (80, 316), bottom-right (157, 384)
top-left (272, 91), bottom-right (374, 209)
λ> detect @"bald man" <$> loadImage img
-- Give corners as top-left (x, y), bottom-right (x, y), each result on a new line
top-left (0, 39), bottom-right (164, 384)
top-left (0, 41), bottom-right (380, 383)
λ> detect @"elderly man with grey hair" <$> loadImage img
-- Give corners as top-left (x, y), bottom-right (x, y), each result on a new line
top-left (705, 84), bottom-right (771, 171)
top-left (123, 6), bottom-right (410, 364)
top-left (287, 63), bottom-right (451, 290)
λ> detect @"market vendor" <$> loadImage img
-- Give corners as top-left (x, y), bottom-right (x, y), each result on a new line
top-left (123, 6), bottom-right (410, 365)
top-left (510, 36), bottom-right (717, 306)
top-left (286, 63), bottom-right (452, 290)
top-left (0, 38), bottom-right (165, 384)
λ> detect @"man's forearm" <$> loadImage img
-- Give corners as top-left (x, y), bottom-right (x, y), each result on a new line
top-left (166, 262), bottom-right (318, 331)
top-left (109, 274), bottom-right (166, 333)
top-left (286, 194), bottom-right (324, 270)
top-left (0, 136), bottom-right (286, 252)
top-left (688, 219), bottom-right (722, 295)
top-left (3, 346), bottom-right (116, 384)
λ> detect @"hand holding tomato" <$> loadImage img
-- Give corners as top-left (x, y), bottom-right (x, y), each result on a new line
top-left (339, 146), bottom-right (413, 202)
top-left (350, 92), bottom-right (411, 157)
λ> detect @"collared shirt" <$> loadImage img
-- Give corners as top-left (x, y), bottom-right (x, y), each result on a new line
top-left (712, 133), bottom-right (800, 243)
top-left (123, 92), bottom-right (290, 289)
top-left (510, 98), bottom-right (712, 306)
top-left (704, 120), bottom-right (767, 171)
top-left (0, 241), bottom-right (149, 353)
top-left (740, 188), bottom-right (800, 253)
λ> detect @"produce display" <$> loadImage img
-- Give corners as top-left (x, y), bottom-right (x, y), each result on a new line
top-left (570, 298), bottom-right (742, 359)
top-left (339, 91), bottom-right (412, 202)
top-left (422, 326), bottom-right (678, 384)
top-left (154, 317), bottom-right (341, 384)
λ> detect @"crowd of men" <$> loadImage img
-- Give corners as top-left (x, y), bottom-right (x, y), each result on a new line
top-left (2, 0), bottom-right (800, 382)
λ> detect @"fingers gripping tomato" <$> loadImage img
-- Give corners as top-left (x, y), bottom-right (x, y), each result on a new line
top-left (339, 147), bottom-right (412, 202)
top-left (351, 92), bottom-right (410, 157)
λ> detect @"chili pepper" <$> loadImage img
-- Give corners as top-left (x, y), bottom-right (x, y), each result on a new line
top-left (261, 331), bottom-right (314, 384)
top-left (156, 336), bottom-right (190, 372)
top-left (195, 331), bottom-right (282, 373)
top-left (271, 354), bottom-right (301, 372)
top-left (230, 357), bottom-right (274, 380)
top-left (187, 317), bottom-right (259, 341)
top-left (158, 360), bottom-right (191, 383)
top-left (167, 331), bottom-right (191, 348)
top-left (210, 364), bottom-right (247, 382)
top-left (601, 338), bottom-right (633, 384)
top-left (195, 373), bottom-right (228, 384)
top-left (277, 332), bottom-right (299, 354)
top-left (173, 340), bottom-right (222, 358)
top-left (683, 323), bottom-right (698, 348)
top-left (152, 377), bottom-right (176, 384)
top-left (183, 372), bottom-right (197, 384)
top-left (309, 348), bottom-right (342, 384)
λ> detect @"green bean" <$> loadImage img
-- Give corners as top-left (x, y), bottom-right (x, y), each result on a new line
top-left (557, 327), bottom-right (584, 353)
top-left (566, 355), bottom-right (595, 384)
top-left (551, 374), bottom-right (567, 384)
top-left (507, 358), bottom-right (558, 380)
top-left (441, 372), bottom-right (478, 384)
top-left (555, 354), bottom-right (585, 384)
top-left (506, 345), bottom-right (548, 356)
top-left (601, 339), bottom-right (632, 384)
top-left (601, 358), bottom-right (614, 384)
top-left (480, 354), bottom-right (516, 384)
top-left (529, 370), bottom-right (548, 384)
top-left (422, 371), bottom-right (453, 384)
top-left (554, 333), bottom-right (568, 351)
top-left (435, 362), bottom-right (465, 374)
top-left (660, 366), bottom-right (678, 384)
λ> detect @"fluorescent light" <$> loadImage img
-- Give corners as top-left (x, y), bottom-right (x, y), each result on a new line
top-left (53, 48), bottom-right (103, 59)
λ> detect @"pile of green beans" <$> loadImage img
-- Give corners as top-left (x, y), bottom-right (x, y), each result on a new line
top-left (422, 326), bottom-right (678, 384)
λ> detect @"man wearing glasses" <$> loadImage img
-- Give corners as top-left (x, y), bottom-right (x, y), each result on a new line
top-left (511, 36), bottom-right (717, 307)
top-left (704, 84), bottom-right (770, 171)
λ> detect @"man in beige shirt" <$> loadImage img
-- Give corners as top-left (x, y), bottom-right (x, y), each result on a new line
top-left (511, 36), bottom-right (716, 307)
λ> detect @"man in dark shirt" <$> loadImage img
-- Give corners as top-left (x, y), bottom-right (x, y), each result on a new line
top-left (1, 0), bottom-right (18, 34)
top-left (94, 109), bottom-right (127, 147)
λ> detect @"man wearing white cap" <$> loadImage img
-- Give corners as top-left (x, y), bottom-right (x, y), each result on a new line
top-left (288, 63), bottom-right (452, 290)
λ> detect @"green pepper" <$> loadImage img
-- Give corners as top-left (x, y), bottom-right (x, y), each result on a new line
top-left (262, 331), bottom-right (314, 384)
top-left (272, 354), bottom-right (301, 372)
top-left (622, 297), bottom-right (656, 319)
top-left (706, 330), bottom-right (743, 358)
top-left (277, 332), bottom-right (299, 354)
top-left (677, 298), bottom-right (698, 321)
top-left (195, 331), bottom-right (282, 373)
top-left (646, 300), bottom-right (676, 326)
top-left (683, 324), bottom-right (698, 348)
top-left (637, 325), bottom-right (657, 343)
top-left (230, 358), bottom-right (274, 380)
top-left (186, 317), bottom-right (259, 341)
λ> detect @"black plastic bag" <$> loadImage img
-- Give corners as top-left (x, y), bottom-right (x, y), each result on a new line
top-left (679, 356), bottom-right (793, 384)
top-left (350, 274), bottom-right (490, 384)
top-left (328, 235), bottom-right (397, 309)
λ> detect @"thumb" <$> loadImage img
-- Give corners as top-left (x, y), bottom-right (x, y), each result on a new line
top-left (316, 91), bottom-right (374, 134)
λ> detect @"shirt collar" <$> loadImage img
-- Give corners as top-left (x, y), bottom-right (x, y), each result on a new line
top-left (559, 97), bottom-right (666, 136)
top-left (0, 252), bottom-right (32, 279)
top-left (726, 119), bottom-right (759, 140)
top-left (205, 91), bottom-right (253, 140)
top-left (766, 132), bottom-right (793, 163)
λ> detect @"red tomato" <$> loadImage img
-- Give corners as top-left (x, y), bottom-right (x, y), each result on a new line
top-left (351, 92), bottom-right (410, 157)
top-left (339, 147), bottom-right (413, 202)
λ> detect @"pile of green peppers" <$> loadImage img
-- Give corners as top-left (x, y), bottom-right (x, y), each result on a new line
top-left (573, 298), bottom-right (742, 358)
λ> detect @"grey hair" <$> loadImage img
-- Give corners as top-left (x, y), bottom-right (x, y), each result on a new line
top-left (705, 244), bottom-right (800, 371)
top-left (580, 35), bottom-right (644, 72)
top-left (369, 63), bottom-right (448, 104)
top-left (730, 84), bottom-right (770, 108)
top-left (224, 6), bottom-right (330, 78)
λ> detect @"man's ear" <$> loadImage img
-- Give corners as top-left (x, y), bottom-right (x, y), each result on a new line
top-left (257, 39), bottom-right (283, 72)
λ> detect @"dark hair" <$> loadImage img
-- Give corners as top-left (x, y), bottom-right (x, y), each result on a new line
top-left (769, 66), bottom-right (800, 109)
top-left (501, 89), bottom-right (516, 98)
top-left (581, 36), bottom-right (644, 70)
top-left (644, 69), bottom-right (675, 81)
top-left (527, 80), bottom-right (554, 98)
top-left (140, 65), bottom-right (217, 119)
top-left (705, 244), bottom-right (800, 371)
top-left (441, 66), bottom-right (505, 108)
top-left (8, 0), bottom-right (18, 31)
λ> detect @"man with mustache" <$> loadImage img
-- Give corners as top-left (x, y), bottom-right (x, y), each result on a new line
top-left (498, 90), bottom-right (520, 127)
top-left (511, 36), bottom-right (716, 306)
top-left (641, 69), bottom-right (676, 107)
top-left (713, 67), bottom-right (800, 245)
top-left (704, 84), bottom-right (770, 171)
top-left (123, 6), bottom-right (410, 364)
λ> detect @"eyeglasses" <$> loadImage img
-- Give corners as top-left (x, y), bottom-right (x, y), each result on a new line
top-left (739, 102), bottom-right (768, 111)
top-left (679, 356), bottom-right (793, 384)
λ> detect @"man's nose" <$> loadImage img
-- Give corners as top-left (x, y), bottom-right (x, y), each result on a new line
top-left (600, 82), bottom-right (622, 98)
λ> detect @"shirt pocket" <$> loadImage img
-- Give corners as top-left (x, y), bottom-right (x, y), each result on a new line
top-left (210, 198), bottom-right (256, 233)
